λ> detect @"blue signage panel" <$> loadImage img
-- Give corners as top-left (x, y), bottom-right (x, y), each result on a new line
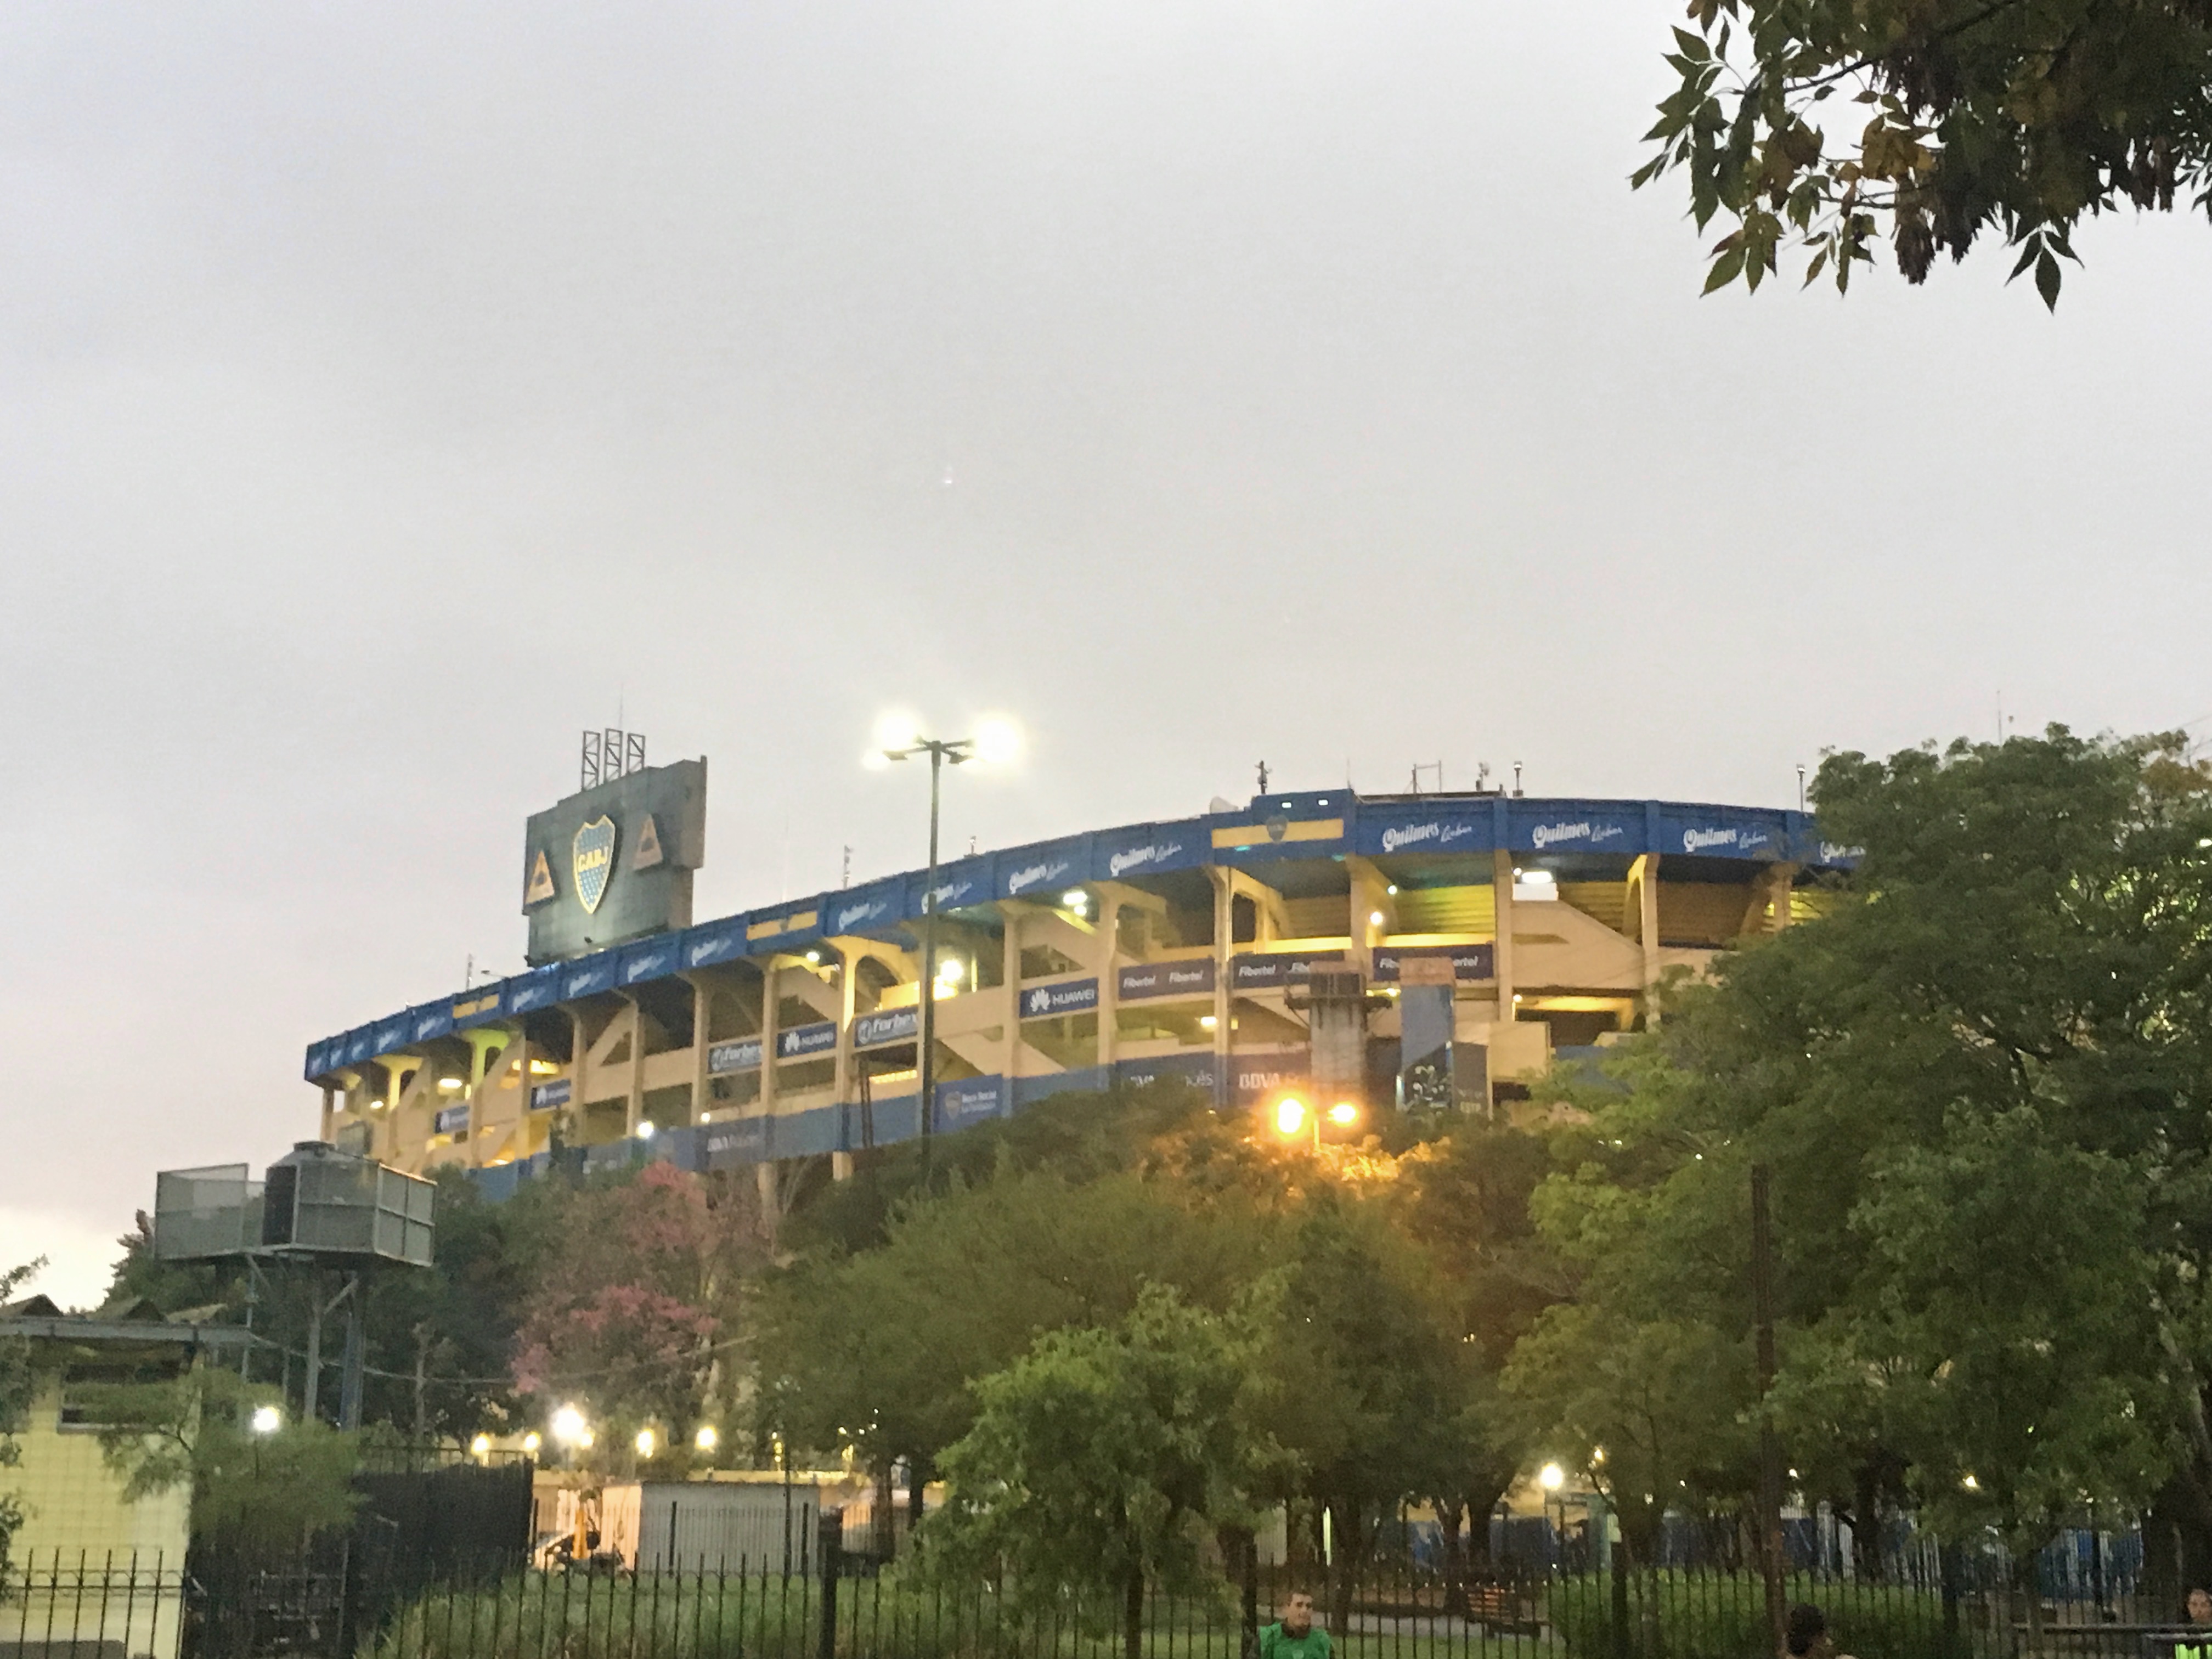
top-left (1228, 950), bottom-right (1344, 990)
top-left (681, 917), bottom-right (748, 970)
top-left (1117, 958), bottom-right (1216, 1001)
top-left (1655, 804), bottom-right (1785, 861)
top-left (853, 1007), bottom-right (919, 1048)
top-left (702, 1115), bottom-right (770, 1168)
top-left (1353, 808), bottom-right (1491, 860)
top-left (409, 1003), bottom-right (455, 1045)
top-left (504, 968), bottom-right (560, 1015)
top-left (1508, 801), bottom-right (1637, 855)
top-left (936, 1076), bottom-right (1006, 1131)
top-left (560, 956), bottom-right (618, 1000)
top-left (708, 1037), bottom-right (764, 1075)
top-left (999, 839), bottom-right (1084, 901)
top-left (1228, 1046), bottom-right (1307, 1104)
top-left (433, 1104), bottom-right (471, 1136)
top-left (343, 1030), bottom-right (374, 1066)
top-left (373, 1016), bottom-right (412, 1056)
top-left (619, 936), bottom-right (681, 986)
top-left (1094, 822), bottom-right (1203, 883)
top-left (911, 856), bottom-right (994, 916)
top-left (1019, 978), bottom-right (1099, 1019)
top-left (529, 1079), bottom-right (572, 1111)
top-left (1113, 1052), bottom-right (1217, 1093)
top-left (776, 1020), bottom-right (837, 1060)
top-left (823, 880), bottom-right (904, 938)
top-left (1372, 944), bottom-right (1496, 983)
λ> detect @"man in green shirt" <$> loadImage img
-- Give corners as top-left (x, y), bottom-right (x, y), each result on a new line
top-left (1258, 1590), bottom-right (1331, 1659)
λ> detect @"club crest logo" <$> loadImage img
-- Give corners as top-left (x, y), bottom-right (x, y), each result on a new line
top-left (572, 816), bottom-right (618, 914)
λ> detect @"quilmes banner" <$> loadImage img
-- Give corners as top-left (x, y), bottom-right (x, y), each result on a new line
top-left (433, 1104), bottom-right (471, 1136)
top-left (528, 1079), bottom-right (572, 1111)
top-left (1116, 958), bottom-right (1216, 1001)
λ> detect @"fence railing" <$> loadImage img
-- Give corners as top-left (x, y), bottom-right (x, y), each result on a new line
top-left (1, 1550), bottom-right (188, 1659)
top-left (2, 1535), bottom-right (2193, 1659)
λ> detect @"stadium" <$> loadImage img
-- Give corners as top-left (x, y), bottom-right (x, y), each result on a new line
top-left (302, 753), bottom-right (1848, 1196)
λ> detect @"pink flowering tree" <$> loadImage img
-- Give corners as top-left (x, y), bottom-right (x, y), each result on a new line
top-left (512, 1163), bottom-right (765, 1463)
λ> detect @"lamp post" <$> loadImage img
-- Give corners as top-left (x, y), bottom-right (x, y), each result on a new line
top-left (871, 716), bottom-right (1018, 1156)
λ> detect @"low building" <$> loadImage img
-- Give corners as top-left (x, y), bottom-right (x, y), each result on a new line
top-left (1, 1296), bottom-right (252, 1659)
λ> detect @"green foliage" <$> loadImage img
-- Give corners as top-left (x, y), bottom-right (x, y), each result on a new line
top-left (761, 1167), bottom-right (1271, 1479)
top-left (1545, 1570), bottom-right (1957, 1659)
top-left (0, 1259), bottom-right (42, 1576)
top-left (1634, 0), bottom-right (2212, 304)
top-left (83, 1366), bottom-right (361, 1548)
top-left (1511, 727), bottom-right (2212, 1565)
top-left (926, 1284), bottom-right (1274, 1641)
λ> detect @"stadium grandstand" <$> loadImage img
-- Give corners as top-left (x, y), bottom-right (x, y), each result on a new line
top-left (303, 755), bottom-right (1848, 1197)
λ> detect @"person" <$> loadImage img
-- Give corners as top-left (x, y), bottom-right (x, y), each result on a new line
top-left (1785, 1602), bottom-right (1852, 1659)
top-left (2185, 1587), bottom-right (2212, 1626)
top-left (1258, 1589), bottom-right (1331, 1659)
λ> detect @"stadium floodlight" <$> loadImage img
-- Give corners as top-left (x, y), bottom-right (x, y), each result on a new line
top-left (250, 1405), bottom-right (282, 1436)
top-left (972, 716), bottom-right (1022, 765)
top-left (867, 714), bottom-right (1023, 1155)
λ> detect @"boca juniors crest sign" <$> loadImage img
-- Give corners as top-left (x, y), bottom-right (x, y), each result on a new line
top-left (572, 816), bottom-right (618, 914)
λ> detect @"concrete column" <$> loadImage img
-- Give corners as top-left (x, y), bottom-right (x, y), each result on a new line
top-left (568, 1008), bottom-right (590, 1132)
top-left (1347, 857), bottom-right (1392, 979)
top-left (1209, 869), bottom-right (1233, 1109)
top-left (1630, 854), bottom-right (1662, 990)
top-left (320, 1084), bottom-right (335, 1143)
top-left (688, 977), bottom-right (712, 1126)
top-left (622, 997), bottom-right (645, 1136)
top-left (1000, 910), bottom-right (1023, 1102)
top-left (832, 948), bottom-right (860, 1180)
top-left (1768, 862), bottom-right (1800, 932)
top-left (1492, 849), bottom-right (1517, 1022)
top-left (1096, 902), bottom-right (1121, 1077)
top-left (758, 963), bottom-right (780, 1118)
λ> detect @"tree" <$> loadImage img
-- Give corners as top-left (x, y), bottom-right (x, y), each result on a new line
top-left (1509, 729), bottom-right (2212, 1592)
top-left (1636, 0), bottom-right (2212, 304)
top-left (511, 1162), bottom-right (768, 1464)
top-left (83, 1367), bottom-right (360, 1549)
top-left (0, 1260), bottom-right (42, 1575)
top-left (927, 1284), bottom-right (1274, 1659)
top-left (1244, 1191), bottom-right (1471, 1635)
top-left (1391, 1129), bottom-right (1562, 1582)
top-left (761, 1168), bottom-right (1271, 1525)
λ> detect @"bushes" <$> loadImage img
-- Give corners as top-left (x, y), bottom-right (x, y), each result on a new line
top-left (1546, 1570), bottom-right (1964, 1659)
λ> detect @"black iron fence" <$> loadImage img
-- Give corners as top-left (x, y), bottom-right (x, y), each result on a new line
top-left (2, 1526), bottom-right (2192, 1659)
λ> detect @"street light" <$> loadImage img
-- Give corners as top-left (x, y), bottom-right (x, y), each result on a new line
top-left (249, 1404), bottom-right (282, 1436)
top-left (870, 714), bottom-right (1021, 1152)
top-left (550, 1404), bottom-right (590, 1449)
top-left (695, 1424), bottom-right (720, 1454)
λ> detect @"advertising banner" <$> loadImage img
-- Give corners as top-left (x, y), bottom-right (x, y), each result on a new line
top-left (776, 1021), bottom-right (837, 1060)
top-left (529, 1079), bottom-right (572, 1111)
top-left (1019, 978), bottom-right (1099, 1019)
top-left (1229, 950), bottom-right (1344, 990)
top-left (1371, 944), bottom-right (1496, 983)
top-left (853, 1007), bottom-right (919, 1048)
top-left (1116, 958), bottom-right (1216, 1001)
top-left (708, 1038), bottom-right (764, 1075)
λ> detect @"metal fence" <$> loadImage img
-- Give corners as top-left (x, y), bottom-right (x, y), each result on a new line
top-left (3, 1526), bottom-right (2196, 1659)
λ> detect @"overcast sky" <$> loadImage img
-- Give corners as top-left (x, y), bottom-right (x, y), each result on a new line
top-left (3, 0), bottom-right (2203, 1306)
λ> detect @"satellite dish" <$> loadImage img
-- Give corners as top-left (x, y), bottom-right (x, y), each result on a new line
top-left (1207, 796), bottom-right (1234, 815)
